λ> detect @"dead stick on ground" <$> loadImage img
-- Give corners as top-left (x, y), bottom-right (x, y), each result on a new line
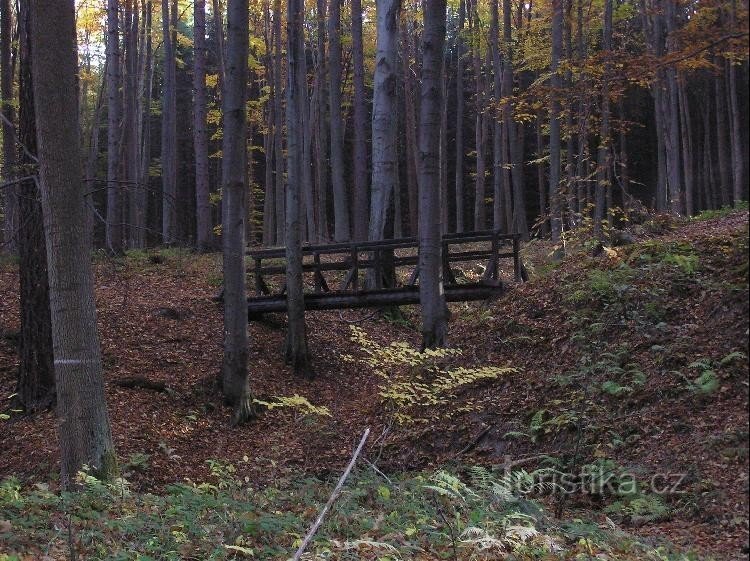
top-left (292, 427), bottom-right (370, 561)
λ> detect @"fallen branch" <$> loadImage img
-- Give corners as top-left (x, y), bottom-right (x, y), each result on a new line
top-left (292, 428), bottom-right (370, 561)
top-left (114, 377), bottom-right (168, 393)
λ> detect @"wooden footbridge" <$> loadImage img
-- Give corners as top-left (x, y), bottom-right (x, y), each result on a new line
top-left (246, 230), bottom-right (524, 317)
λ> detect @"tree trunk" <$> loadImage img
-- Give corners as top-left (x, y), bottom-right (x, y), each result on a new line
top-left (273, 0), bottom-right (285, 244)
top-left (491, 0), bottom-right (507, 233)
top-left (454, 0), bottom-right (466, 233)
top-left (16, 0), bottom-right (54, 414)
top-left (714, 66), bottom-right (732, 207)
top-left (160, 0), bottom-right (178, 244)
top-left (549, 0), bottom-right (563, 242)
top-left (327, 0), bottom-right (350, 241)
top-left (471, 0), bottom-right (487, 231)
top-left (594, 0), bottom-right (612, 239)
top-left (368, 0), bottom-right (402, 242)
top-left (194, 0), bottom-right (212, 251)
top-left (536, 115), bottom-right (547, 236)
top-left (402, 16), bottom-right (419, 237)
top-left (315, 0), bottom-right (329, 241)
top-left (419, 0), bottom-right (448, 349)
top-left (106, 0), bottom-right (123, 253)
top-left (351, 0), bottom-right (369, 240)
top-left (503, 0), bottom-right (528, 238)
top-left (439, 51), bottom-right (449, 235)
top-left (285, 0), bottom-right (312, 376)
top-left (727, 4), bottom-right (745, 205)
top-left (663, 0), bottom-right (682, 213)
top-left (139, 1), bottom-right (153, 243)
top-left (221, 0), bottom-right (255, 421)
top-left (678, 78), bottom-right (694, 215)
top-left (1, 0), bottom-right (17, 253)
top-left (29, 0), bottom-right (117, 487)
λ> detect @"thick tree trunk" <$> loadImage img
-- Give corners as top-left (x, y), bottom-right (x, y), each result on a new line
top-left (106, 0), bottom-right (123, 253)
top-left (368, 0), bottom-right (402, 242)
top-left (194, 0), bottom-right (212, 251)
top-left (351, 0), bottom-right (369, 240)
top-left (454, 0), bottom-right (466, 233)
top-left (139, 1), bottom-right (153, 242)
top-left (221, 0), bottom-right (255, 421)
top-left (16, 0), bottom-right (54, 414)
top-left (285, 0), bottom-right (312, 376)
top-left (549, 0), bottom-right (563, 242)
top-left (419, 0), bottom-right (448, 349)
top-left (1, 0), bottom-right (17, 253)
top-left (29, 0), bottom-right (117, 487)
top-left (439, 53), bottom-right (449, 235)
top-left (328, 0), bottom-right (350, 241)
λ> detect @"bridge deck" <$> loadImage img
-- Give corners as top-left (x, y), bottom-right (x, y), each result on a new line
top-left (246, 230), bottom-right (523, 317)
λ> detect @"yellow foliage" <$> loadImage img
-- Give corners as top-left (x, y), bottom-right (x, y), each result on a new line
top-left (346, 326), bottom-right (517, 425)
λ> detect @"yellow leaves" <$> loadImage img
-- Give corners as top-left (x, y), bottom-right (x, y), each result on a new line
top-left (348, 325), bottom-right (517, 426)
top-left (253, 394), bottom-right (332, 417)
top-left (205, 74), bottom-right (219, 89)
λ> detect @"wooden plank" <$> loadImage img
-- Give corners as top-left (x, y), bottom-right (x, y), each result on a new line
top-left (247, 283), bottom-right (506, 315)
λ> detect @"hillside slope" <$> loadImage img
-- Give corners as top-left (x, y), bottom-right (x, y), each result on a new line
top-left (0, 212), bottom-right (747, 558)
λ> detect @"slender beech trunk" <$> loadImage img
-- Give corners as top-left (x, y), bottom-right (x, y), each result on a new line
top-left (139, 1), bottom-right (153, 240)
top-left (594, 0), bottom-right (612, 238)
top-left (315, 0), bottom-right (329, 241)
top-left (714, 66), bottom-right (732, 207)
top-left (454, 0), bottom-right (466, 233)
top-left (439, 49), bottom-right (449, 235)
top-left (402, 16), bottom-right (419, 237)
top-left (368, 0), bottom-right (402, 242)
top-left (503, 0), bottom-right (528, 238)
top-left (491, 0), bottom-right (506, 232)
top-left (273, 0), bottom-right (285, 244)
top-left (1, 0), bottom-right (16, 252)
top-left (328, 0), bottom-right (350, 241)
top-left (285, 0), bottom-right (312, 376)
top-left (262, 1), bottom-right (275, 244)
top-left (351, 0), bottom-right (369, 240)
top-left (549, 0), bottom-right (563, 242)
top-left (419, 0), bottom-right (448, 349)
top-left (663, 0), bottom-right (682, 213)
top-left (471, 0), bottom-right (487, 230)
top-left (106, 0), bottom-right (123, 253)
top-left (563, 0), bottom-right (576, 226)
top-left (16, 0), bottom-right (54, 414)
top-left (678, 79), bottom-right (694, 215)
top-left (194, 0), bottom-right (212, 251)
top-left (30, 0), bottom-right (117, 487)
top-left (536, 115), bottom-right (547, 236)
top-left (221, 0), bottom-right (255, 421)
top-left (161, 0), bottom-right (178, 243)
top-left (727, 1), bottom-right (745, 204)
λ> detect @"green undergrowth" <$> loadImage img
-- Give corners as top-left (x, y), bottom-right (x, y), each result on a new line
top-left (0, 464), bottom-right (704, 561)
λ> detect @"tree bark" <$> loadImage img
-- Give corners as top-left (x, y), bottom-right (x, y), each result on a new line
top-left (315, 0), bottom-right (329, 241)
top-left (471, 0), bottom-right (487, 231)
top-left (368, 0), bottom-right (402, 242)
top-left (351, 0), bottom-right (369, 240)
top-left (402, 16), bottom-right (419, 237)
top-left (161, 0), bottom-right (178, 244)
top-left (503, 0), bottom-right (528, 238)
top-left (16, 0), bottom-right (54, 414)
top-left (594, 0), bottom-right (612, 238)
top-left (221, 0), bottom-right (255, 421)
top-left (328, 0), bottom-right (350, 241)
top-left (549, 0), bottom-right (563, 242)
top-left (273, 0), bottom-right (285, 244)
top-left (454, 0), bottom-right (466, 233)
top-left (418, 0), bottom-right (448, 349)
top-left (29, 0), bottom-right (117, 487)
top-left (1, 0), bottom-right (17, 253)
top-left (491, 0), bottom-right (507, 233)
top-left (285, 0), bottom-right (312, 376)
top-left (195, 0), bottom-right (212, 251)
top-left (106, 0), bottom-right (123, 253)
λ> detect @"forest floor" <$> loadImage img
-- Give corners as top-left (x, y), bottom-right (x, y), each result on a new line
top-left (0, 210), bottom-right (747, 560)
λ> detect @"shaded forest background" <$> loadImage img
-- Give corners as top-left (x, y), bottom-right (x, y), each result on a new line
top-left (2, 0), bottom-right (747, 253)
